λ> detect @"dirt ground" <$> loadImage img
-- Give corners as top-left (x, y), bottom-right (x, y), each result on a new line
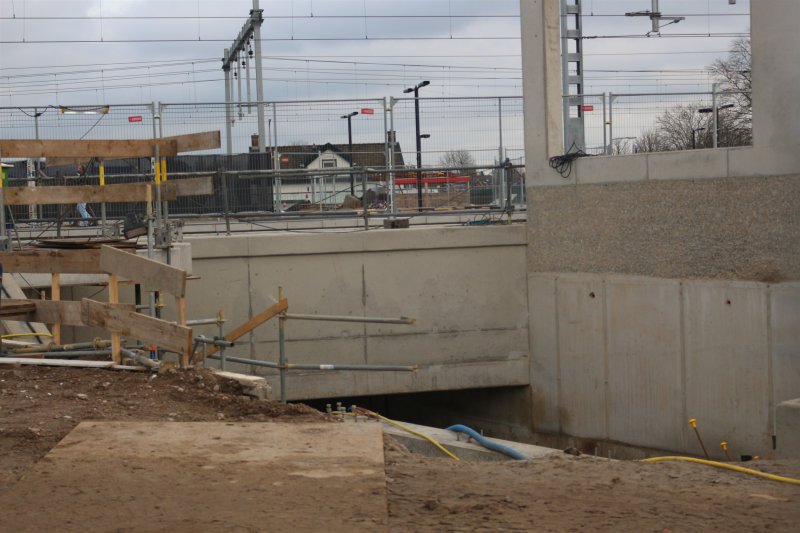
top-left (2, 366), bottom-right (799, 532)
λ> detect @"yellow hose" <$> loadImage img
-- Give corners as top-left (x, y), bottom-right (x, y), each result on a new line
top-left (1, 332), bottom-right (53, 339)
top-left (643, 456), bottom-right (800, 485)
top-left (346, 408), bottom-right (460, 461)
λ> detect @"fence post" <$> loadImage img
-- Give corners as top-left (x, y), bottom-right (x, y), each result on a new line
top-left (712, 82), bottom-right (719, 149)
top-left (498, 97), bottom-right (505, 207)
top-left (607, 93), bottom-right (615, 155)
top-left (272, 104), bottom-right (282, 213)
top-left (219, 168), bottom-right (231, 236)
top-left (387, 97), bottom-right (396, 215)
top-left (602, 92), bottom-right (608, 156)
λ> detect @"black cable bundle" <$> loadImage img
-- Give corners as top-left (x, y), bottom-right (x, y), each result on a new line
top-left (548, 143), bottom-right (593, 179)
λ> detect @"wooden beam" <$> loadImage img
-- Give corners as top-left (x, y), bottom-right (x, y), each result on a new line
top-left (0, 249), bottom-right (104, 274)
top-left (51, 273), bottom-right (61, 344)
top-left (0, 300), bottom-right (36, 318)
top-left (206, 298), bottom-right (288, 357)
top-left (39, 132), bottom-right (220, 165)
top-left (163, 131), bottom-right (221, 153)
top-left (99, 245), bottom-right (186, 297)
top-left (1, 177), bottom-right (212, 206)
top-left (0, 138), bottom-right (179, 159)
top-left (82, 299), bottom-right (193, 357)
top-left (2, 298), bottom-right (132, 327)
top-left (108, 274), bottom-right (121, 364)
top-left (0, 358), bottom-right (116, 368)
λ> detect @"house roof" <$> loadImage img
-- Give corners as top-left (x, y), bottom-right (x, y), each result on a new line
top-left (269, 141), bottom-right (405, 170)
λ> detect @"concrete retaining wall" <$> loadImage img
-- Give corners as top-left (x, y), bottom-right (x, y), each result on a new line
top-left (527, 175), bottom-right (800, 282)
top-left (186, 225), bottom-right (530, 400)
top-left (528, 273), bottom-right (800, 459)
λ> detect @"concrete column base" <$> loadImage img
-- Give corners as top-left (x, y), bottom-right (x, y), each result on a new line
top-left (776, 399), bottom-right (800, 459)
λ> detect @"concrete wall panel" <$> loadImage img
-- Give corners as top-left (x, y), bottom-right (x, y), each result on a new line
top-left (576, 153), bottom-right (648, 184)
top-left (527, 176), bottom-right (800, 282)
top-left (188, 225), bottom-right (530, 398)
top-left (605, 278), bottom-right (684, 451)
top-left (555, 276), bottom-right (607, 440)
top-left (365, 329), bottom-right (528, 367)
top-left (770, 283), bottom-right (800, 407)
top-left (528, 274), bottom-right (560, 433)
top-left (647, 150), bottom-right (728, 181)
top-left (684, 282), bottom-right (771, 457)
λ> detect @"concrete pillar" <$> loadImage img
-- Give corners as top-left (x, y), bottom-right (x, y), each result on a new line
top-left (750, 0), bottom-right (800, 152)
top-left (775, 399), bottom-right (800, 459)
top-left (520, 0), bottom-right (565, 185)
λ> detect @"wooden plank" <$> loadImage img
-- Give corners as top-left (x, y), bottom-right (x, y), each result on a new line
top-left (16, 132), bottom-right (218, 161)
top-left (0, 249), bottom-right (104, 274)
top-left (99, 245), bottom-right (186, 297)
top-left (163, 131), bottom-right (221, 153)
top-left (108, 274), bottom-right (122, 364)
top-left (0, 300), bottom-right (36, 318)
top-left (3, 299), bottom-right (132, 327)
top-left (2, 176), bottom-right (213, 206)
top-left (206, 298), bottom-right (288, 357)
top-left (0, 138), bottom-right (179, 159)
top-left (2, 273), bottom-right (51, 340)
top-left (3, 182), bottom-right (172, 206)
top-left (0, 358), bottom-right (115, 368)
top-left (81, 299), bottom-right (192, 357)
top-left (51, 273), bottom-right (61, 344)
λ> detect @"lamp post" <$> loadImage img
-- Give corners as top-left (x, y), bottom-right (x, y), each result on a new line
top-left (692, 127), bottom-right (707, 150)
top-left (340, 111), bottom-right (359, 196)
top-left (699, 103), bottom-right (735, 148)
top-left (403, 80), bottom-right (430, 210)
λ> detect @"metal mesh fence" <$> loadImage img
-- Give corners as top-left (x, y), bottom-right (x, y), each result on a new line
top-left (1, 96), bottom-right (525, 219)
top-left (562, 91), bottom-right (752, 155)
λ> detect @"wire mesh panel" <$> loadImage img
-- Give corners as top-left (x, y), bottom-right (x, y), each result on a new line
top-left (1, 97), bottom-right (527, 219)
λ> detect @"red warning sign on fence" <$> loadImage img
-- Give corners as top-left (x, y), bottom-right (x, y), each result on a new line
top-left (360, 108), bottom-right (375, 115)
top-left (580, 105), bottom-right (594, 112)
top-left (128, 115), bottom-right (143, 123)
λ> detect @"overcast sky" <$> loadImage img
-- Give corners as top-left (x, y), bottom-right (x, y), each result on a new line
top-left (0, 0), bottom-right (750, 107)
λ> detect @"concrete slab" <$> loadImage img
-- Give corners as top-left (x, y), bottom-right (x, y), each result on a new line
top-left (684, 282), bottom-right (771, 458)
top-left (373, 419), bottom-right (560, 462)
top-left (770, 283), bottom-right (800, 407)
top-left (555, 276), bottom-right (607, 440)
top-left (647, 149), bottom-right (728, 181)
top-left (775, 399), bottom-right (800, 460)
top-left (528, 274), bottom-right (560, 433)
top-left (605, 277), bottom-right (684, 451)
top-left (576, 153), bottom-right (648, 184)
top-left (0, 422), bottom-right (388, 533)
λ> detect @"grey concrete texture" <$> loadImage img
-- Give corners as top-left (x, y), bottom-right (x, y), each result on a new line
top-left (527, 175), bottom-right (800, 281)
top-left (528, 273), bottom-right (800, 459)
top-left (186, 225), bottom-right (531, 400)
top-left (775, 399), bottom-right (800, 460)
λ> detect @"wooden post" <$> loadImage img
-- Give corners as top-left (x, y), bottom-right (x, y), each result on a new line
top-left (108, 273), bottom-right (121, 364)
top-left (51, 272), bottom-right (61, 345)
top-left (178, 296), bottom-right (188, 367)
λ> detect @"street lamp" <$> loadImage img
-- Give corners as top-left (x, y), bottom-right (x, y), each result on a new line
top-left (698, 103), bottom-right (735, 148)
top-left (403, 80), bottom-right (430, 210)
top-left (692, 127), bottom-right (707, 150)
top-left (340, 111), bottom-right (359, 195)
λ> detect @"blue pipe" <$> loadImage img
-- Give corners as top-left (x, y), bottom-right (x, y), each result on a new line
top-left (446, 424), bottom-right (529, 461)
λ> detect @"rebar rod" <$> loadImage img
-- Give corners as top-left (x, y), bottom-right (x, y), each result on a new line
top-left (205, 354), bottom-right (417, 373)
top-left (284, 313), bottom-right (415, 325)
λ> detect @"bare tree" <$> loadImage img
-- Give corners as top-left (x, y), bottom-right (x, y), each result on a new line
top-left (439, 150), bottom-right (476, 176)
top-left (709, 37), bottom-right (752, 146)
top-left (635, 129), bottom-right (668, 153)
top-left (637, 39), bottom-right (753, 153)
